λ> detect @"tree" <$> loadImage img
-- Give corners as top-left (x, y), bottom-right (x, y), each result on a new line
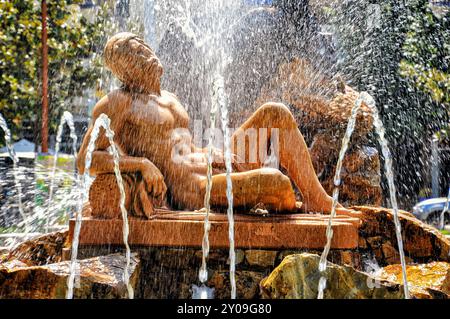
top-left (400, 0), bottom-right (450, 139)
top-left (313, 0), bottom-right (448, 205)
top-left (0, 0), bottom-right (112, 148)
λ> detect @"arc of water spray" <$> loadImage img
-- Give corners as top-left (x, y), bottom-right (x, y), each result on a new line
top-left (0, 114), bottom-right (30, 236)
top-left (215, 72), bottom-right (236, 299)
top-left (317, 92), bottom-right (410, 299)
top-left (168, 0), bottom-right (237, 298)
top-left (47, 111), bottom-right (78, 232)
top-left (198, 83), bottom-right (218, 286)
top-left (66, 113), bottom-right (133, 299)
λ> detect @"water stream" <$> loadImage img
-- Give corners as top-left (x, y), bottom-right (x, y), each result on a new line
top-left (198, 72), bottom-right (218, 288)
top-left (215, 70), bottom-right (236, 299)
top-left (66, 113), bottom-right (133, 299)
top-left (0, 113), bottom-right (29, 235)
top-left (317, 93), bottom-right (366, 299)
top-left (165, 1), bottom-right (239, 298)
top-left (370, 95), bottom-right (410, 299)
top-left (46, 111), bottom-right (78, 232)
top-left (317, 92), bottom-right (410, 299)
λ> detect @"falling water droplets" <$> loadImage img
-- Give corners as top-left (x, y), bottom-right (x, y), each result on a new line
top-left (66, 113), bottom-right (133, 299)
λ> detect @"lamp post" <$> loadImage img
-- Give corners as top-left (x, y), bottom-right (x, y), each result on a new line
top-left (41, 0), bottom-right (49, 153)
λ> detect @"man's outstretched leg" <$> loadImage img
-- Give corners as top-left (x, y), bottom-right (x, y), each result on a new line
top-left (232, 102), bottom-right (339, 213)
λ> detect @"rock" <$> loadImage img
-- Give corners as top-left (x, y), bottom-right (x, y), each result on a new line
top-left (378, 262), bottom-right (450, 299)
top-left (276, 250), bottom-right (309, 264)
top-left (245, 250), bottom-right (278, 267)
top-left (260, 253), bottom-right (404, 299)
top-left (382, 241), bottom-right (401, 264)
top-left (340, 251), bottom-right (357, 267)
top-left (208, 270), bottom-right (266, 299)
top-left (252, 58), bottom-right (382, 206)
top-left (366, 236), bottom-right (383, 248)
top-left (153, 248), bottom-right (197, 270)
top-left (5, 231), bottom-right (68, 266)
top-left (194, 249), bottom-right (229, 265)
top-left (354, 206), bottom-right (450, 264)
top-left (319, 147), bottom-right (382, 206)
top-left (231, 250), bottom-right (245, 266)
top-left (0, 253), bottom-right (140, 299)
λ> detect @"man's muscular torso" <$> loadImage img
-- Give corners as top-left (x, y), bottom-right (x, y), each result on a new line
top-left (90, 89), bottom-right (211, 209)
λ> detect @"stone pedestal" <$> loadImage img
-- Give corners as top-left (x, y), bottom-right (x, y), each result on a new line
top-left (68, 209), bottom-right (360, 250)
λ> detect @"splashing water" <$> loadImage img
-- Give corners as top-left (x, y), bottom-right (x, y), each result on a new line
top-left (431, 138), bottom-right (440, 198)
top-left (66, 113), bottom-right (133, 299)
top-left (317, 93), bottom-right (365, 299)
top-left (169, 1), bottom-right (238, 298)
top-left (0, 113), bottom-right (30, 235)
top-left (46, 111), bottom-right (78, 232)
top-left (317, 92), bottom-right (410, 299)
top-left (369, 94), bottom-right (410, 299)
top-left (192, 284), bottom-right (215, 299)
top-left (198, 74), bottom-right (218, 287)
top-left (215, 71), bottom-right (236, 299)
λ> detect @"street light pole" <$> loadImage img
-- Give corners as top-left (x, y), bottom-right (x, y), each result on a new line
top-left (41, 0), bottom-right (49, 153)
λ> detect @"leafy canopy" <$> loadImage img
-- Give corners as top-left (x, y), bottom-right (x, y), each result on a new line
top-left (0, 0), bottom-right (111, 145)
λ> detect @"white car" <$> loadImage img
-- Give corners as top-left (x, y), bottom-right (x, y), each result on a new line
top-left (412, 197), bottom-right (449, 228)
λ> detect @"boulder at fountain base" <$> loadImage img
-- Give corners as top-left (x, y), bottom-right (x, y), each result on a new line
top-left (354, 206), bottom-right (450, 264)
top-left (260, 253), bottom-right (405, 299)
top-left (5, 230), bottom-right (68, 266)
top-left (0, 253), bottom-right (139, 299)
top-left (378, 262), bottom-right (450, 299)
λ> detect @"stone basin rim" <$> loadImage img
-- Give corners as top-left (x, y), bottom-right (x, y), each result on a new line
top-left (68, 209), bottom-right (360, 250)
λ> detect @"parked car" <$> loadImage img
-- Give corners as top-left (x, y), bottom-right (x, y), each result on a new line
top-left (412, 197), bottom-right (450, 228)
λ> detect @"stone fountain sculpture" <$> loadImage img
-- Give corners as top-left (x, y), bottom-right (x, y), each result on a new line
top-left (1, 32), bottom-right (450, 299)
top-left (77, 32), bottom-right (356, 220)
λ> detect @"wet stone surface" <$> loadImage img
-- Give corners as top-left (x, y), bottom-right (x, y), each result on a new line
top-left (354, 206), bottom-right (450, 266)
top-left (260, 253), bottom-right (405, 299)
top-left (69, 245), bottom-right (361, 299)
top-left (1, 205), bottom-right (449, 298)
top-left (0, 253), bottom-right (140, 299)
top-left (378, 262), bottom-right (450, 299)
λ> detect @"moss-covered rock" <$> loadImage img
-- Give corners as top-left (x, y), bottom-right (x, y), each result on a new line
top-left (378, 262), bottom-right (450, 299)
top-left (260, 253), bottom-right (404, 299)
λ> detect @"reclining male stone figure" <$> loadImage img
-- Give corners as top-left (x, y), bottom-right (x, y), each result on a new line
top-left (77, 32), bottom-right (354, 219)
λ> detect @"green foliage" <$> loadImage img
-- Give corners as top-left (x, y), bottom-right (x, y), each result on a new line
top-left (399, 0), bottom-right (450, 140)
top-left (0, 0), bottom-right (112, 146)
top-left (317, 0), bottom-right (449, 202)
top-left (400, 1), bottom-right (449, 106)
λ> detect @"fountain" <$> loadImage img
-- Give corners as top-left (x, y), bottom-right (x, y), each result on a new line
top-left (60, 31), bottom-right (362, 299)
top-left (1, 0), bottom-right (450, 301)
